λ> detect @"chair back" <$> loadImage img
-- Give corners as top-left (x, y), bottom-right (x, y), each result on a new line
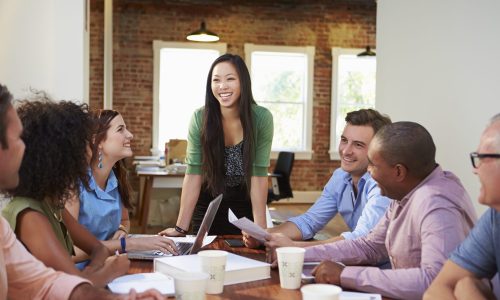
top-left (274, 151), bottom-right (294, 178)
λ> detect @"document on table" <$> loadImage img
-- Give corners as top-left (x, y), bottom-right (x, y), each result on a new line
top-left (340, 291), bottom-right (382, 300)
top-left (107, 272), bottom-right (174, 296)
top-left (228, 208), bottom-right (270, 243)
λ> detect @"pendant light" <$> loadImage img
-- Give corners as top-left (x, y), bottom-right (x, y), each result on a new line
top-left (357, 46), bottom-right (376, 57)
top-left (186, 21), bottom-right (219, 42)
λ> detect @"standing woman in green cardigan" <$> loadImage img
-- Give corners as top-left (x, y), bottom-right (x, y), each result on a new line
top-left (159, 53), bottom-right (274, 236)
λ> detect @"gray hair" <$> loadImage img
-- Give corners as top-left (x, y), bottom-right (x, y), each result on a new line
top-left (374, 121), bottom-right (436, 179)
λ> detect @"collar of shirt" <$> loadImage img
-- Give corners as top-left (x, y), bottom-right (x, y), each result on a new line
top-left (87, 168), bottom-right (119, 201)
top-left (341, 170), bottom-right (371, 205)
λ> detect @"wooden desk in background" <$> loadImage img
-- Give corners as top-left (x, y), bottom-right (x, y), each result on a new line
top-left (136, 170), bottom-right (185, 233)
top-left (128, 236), bottom-right (391, 300)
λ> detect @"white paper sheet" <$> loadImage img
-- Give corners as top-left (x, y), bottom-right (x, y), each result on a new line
top-left (340, 291), bottom-right (382, 300)
top-left (228, 208), bottom-right (269, 243)
top-left (107, 272), bottom-right (175, 295)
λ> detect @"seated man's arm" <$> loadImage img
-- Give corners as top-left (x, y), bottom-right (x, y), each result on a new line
top-left (2, 217), bottom-right (89, 300)
top-left (425, 208), bottom-right (498, 300)
top-left (338, 206), bottom-right (473, 300)
top-left (285, 172), bottom-right (340, 240)
top-left (304, 204), bottom-right (391, 264)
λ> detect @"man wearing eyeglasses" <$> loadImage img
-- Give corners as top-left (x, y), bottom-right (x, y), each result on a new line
top-left (425, 114), bottom-right (500, 300)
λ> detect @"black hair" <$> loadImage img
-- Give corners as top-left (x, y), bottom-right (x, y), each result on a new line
top-left (11, 98), bottom-right (93, 208)
top-left (201, 53), bottom-right (256, 196)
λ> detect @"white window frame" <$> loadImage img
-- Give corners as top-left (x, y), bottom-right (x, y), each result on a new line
top-left (244, 43), bottom-right (315, 160)
top-left (152, 41), bottom-right (227, 151)
top-left (329, 47), bottom-right (376, 160)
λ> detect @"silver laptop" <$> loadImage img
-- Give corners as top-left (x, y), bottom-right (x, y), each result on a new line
top-left (127, 194), bottom-right (223, 260)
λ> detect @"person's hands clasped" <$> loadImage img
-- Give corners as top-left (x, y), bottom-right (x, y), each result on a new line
top-left (130, 236), bottom-right (179, 255)
top-left (158, 227), bottom-right (185, 237)
top-left (311, 260), bottom-right (344, 285)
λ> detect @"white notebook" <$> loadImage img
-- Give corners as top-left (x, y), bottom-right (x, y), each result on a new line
top-left (154, 252), bottom-right (270, 285)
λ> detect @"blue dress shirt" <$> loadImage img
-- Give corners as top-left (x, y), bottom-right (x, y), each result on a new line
top-left (288, 168), bottom-right (390, 240)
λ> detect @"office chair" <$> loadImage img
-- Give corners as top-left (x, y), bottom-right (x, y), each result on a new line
top-left (267, 151), bottom-right (294, 203)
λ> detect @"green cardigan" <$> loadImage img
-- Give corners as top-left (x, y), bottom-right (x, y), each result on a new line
top-left (2, 197), bottom-right (74, 256)
top-left (185, 104), bottom-right (274, 176)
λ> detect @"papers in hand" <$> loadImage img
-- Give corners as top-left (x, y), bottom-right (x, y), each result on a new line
top-left (107, 272), bottom-right (174, 296)
top-left (228, 208), bottom-right (269, 243)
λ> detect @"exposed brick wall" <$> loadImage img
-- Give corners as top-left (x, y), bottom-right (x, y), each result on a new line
top-left (89, 0), bottom-right (376, 192)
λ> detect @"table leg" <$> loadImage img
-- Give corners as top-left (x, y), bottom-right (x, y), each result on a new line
top-left (139, 176), bottom-right (154, 233)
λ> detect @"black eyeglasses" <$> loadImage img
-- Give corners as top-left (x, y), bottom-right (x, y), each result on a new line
top-left (470, 152), bottom-right (500, 168)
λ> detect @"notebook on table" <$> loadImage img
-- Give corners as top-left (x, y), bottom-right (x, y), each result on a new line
top-left (127, 194), bottom-right (222, 260)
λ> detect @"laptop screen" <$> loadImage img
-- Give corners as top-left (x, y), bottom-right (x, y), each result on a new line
top-left (188, 194), bottom-right (223, 254)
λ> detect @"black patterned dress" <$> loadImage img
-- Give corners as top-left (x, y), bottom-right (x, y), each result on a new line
top-left (191, 140), bottom-right (253, 235)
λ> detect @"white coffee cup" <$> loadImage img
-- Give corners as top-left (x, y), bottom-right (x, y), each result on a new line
top-left (198, 250), bottom-right (228, 294)
top-left (301, 283), bottom-right (342, 300)
top-left (173, 272), bottom-right (208, 300)
top-left (276, 247), bottom-right (306, 289)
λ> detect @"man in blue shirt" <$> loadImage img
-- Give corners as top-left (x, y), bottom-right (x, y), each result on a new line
top-left (424, 114), bottom-right (500, 300)
top-left (245, 109), bottom-right (392, 248)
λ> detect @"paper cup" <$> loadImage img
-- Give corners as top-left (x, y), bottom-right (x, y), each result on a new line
top-left (173, 272), bottom-right (208, 300)
top-left (276, 247), bottom-right (306, 289)
top-left (301, 284), bottom-right (342, 300)
top-left (198, 250), bottom-right (228, 294)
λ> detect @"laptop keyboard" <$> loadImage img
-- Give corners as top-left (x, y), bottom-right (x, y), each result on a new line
top-left (176, 241), bottom-right (193, 255)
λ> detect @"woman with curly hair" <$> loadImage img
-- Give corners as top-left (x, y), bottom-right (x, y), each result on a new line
top-left (2, 98), bottom-right (129, 288)
top-left (159, 54), bottom-right (274, 236)
top-left (66, 109), bottom-right (178, 265)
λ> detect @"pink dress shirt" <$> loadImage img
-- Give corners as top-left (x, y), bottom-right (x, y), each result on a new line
top-left (0, 216), bottom-right (89, 300)
top-left (304, 166), bottom-right (477, 300)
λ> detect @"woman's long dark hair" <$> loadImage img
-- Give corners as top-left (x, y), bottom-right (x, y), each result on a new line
top-left (90, 109), bottom-right (133, 209)
top-left (202, 54), bottom-right (256, 196)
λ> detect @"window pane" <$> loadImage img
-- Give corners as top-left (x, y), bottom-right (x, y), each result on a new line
top-left (250, 51), bottom-right (309, 152)
top-left (158, 49), bottom-right (220, 149)
top-left (335, 54), bottom-right (376, 146)
top-left (251, 52), bottom-right (306, 103)
top-left (260, 102), bottom-right (304, 150)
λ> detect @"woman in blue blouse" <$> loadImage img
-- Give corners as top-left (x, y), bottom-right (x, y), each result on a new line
top-left (66, 110), bottom-right (178, 263)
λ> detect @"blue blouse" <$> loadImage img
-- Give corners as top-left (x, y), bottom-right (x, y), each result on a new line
top-left (78, 169), bottom-right (122, 241)
top-left (76, 169), bottom-right (122, 269)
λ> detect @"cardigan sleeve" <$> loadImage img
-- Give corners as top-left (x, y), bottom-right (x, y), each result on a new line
top-left (185, 108), bottom-right (204, 175)
top-left (251, 105), bottom-right (274, 176)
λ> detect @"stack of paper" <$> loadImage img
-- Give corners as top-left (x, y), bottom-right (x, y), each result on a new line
top-left (154, 252), bottom-right (270, 285)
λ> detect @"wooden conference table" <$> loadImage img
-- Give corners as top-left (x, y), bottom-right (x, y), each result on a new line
top-left (128, 235), bottom-right (390, 300)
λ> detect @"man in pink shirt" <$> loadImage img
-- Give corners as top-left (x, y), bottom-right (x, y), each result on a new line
top-left (306, 122), bottom-right (477, 300)
top-left (0, 84), bottom-right (163, 300)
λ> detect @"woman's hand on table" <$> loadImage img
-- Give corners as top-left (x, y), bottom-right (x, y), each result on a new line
top-left (158, 227), bottom-right (185, 237)
top-left (129, 235), bottom-right (179, 255)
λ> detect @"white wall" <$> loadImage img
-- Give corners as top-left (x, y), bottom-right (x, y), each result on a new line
top-left (0, 0), bottom-right (86, 102)
top-left (377, 0), bottom-right (500, 215)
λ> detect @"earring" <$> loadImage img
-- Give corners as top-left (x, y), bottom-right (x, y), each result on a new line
top-left (98, 151), bottom-right (103, 169)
